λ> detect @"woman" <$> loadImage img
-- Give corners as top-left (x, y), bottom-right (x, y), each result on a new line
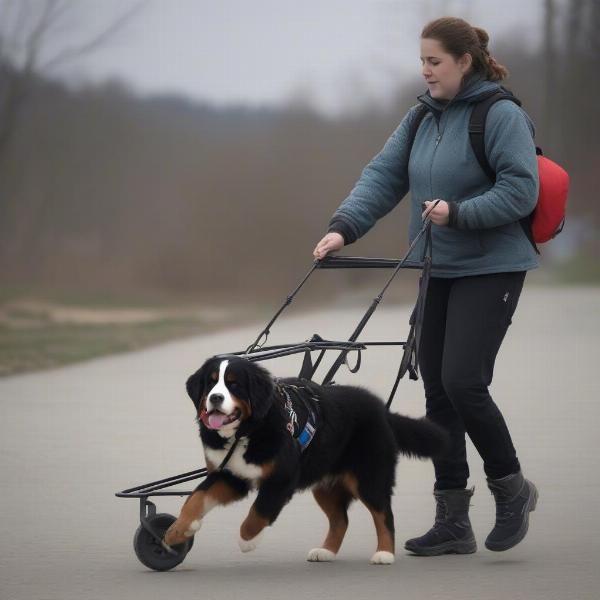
top-left (312, 17), bottom-right (538, 556)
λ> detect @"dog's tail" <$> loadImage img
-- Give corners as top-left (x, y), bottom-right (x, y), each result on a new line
top-left (386, 412), bottom-right (450, 459)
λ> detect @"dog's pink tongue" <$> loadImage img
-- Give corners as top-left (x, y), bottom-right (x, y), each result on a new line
top-left (208, 412), bottom-right (229, 429)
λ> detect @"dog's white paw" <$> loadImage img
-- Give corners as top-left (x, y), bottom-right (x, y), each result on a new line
top-left (307, 547), bottom-right (336, 562)
top-left (238, 530), bottom-right (264, 553)
top-left (370, 551), bottom-right (394, 565)
top-left (184, 519), bottom-right (203, 538)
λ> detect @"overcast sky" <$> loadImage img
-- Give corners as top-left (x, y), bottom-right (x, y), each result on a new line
top-left (33, 0), bottom-right (544, 117)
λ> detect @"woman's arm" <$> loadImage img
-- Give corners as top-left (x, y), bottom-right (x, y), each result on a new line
top-left (448, 100), bottom-right (539, 230)
top-left (327, 106), bottom-right (420, 244)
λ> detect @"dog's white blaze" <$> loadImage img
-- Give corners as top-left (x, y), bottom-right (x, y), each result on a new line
top-left (207, 359), bottom-right (237, 416)
top-left (205, 438), bottom-right (262, 483)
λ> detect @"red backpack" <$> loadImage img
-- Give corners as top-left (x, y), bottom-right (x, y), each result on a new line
top-left (409, 88), bottom-right (569, 253)
top-left (533, 149), bottom-right (569, 243)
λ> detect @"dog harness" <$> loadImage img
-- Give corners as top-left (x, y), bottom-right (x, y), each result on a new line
top-left (274, 378), bottom-right (320, 452)
top-left (203, 378), bottom-right (321, 475)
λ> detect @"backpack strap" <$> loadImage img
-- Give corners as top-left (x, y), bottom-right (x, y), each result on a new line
top-left (468, 89), bottom-right (540, 255)
top-left (407, 104), bottom-right (429, 157)
top-left (468, 89), bottom-right (521, 180)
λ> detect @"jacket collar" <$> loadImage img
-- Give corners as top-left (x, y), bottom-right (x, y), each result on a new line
top-left (417, 72), bottom-right (502, 114)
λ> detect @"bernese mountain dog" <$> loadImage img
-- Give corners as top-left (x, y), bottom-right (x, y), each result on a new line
top-left (163, 354), bottom-right (449, 564)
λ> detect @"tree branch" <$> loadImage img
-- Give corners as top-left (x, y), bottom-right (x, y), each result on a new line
top-left (40, 0), bottom-right (147, 72)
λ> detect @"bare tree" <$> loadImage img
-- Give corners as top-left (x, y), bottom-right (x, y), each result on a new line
top-left (0, 0), bottom-right (146, 162)
top-left (543, 0), bottom-right (557, 148)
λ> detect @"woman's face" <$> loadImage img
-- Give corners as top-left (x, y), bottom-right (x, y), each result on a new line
top-left (420, 38), bottom-right (472, 101)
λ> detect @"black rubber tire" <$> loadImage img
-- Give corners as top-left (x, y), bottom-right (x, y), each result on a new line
top-left (133, 513), bottom-right (194, 571)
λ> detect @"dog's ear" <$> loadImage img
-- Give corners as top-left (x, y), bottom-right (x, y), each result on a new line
top-left (246, 362), bottom-right (275, 422)
top-left (186, 355), bottom-right (222, 410)
top-left (186, 369), bottom-right (205, 411)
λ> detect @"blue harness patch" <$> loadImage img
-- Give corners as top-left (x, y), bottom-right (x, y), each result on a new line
top-left (274, 379), bottom-right (320, 452)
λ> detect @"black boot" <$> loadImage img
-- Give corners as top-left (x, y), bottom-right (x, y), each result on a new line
top-left (404, 487), bottom-right (477, 556)
top-left (485, 470), bottom-right (538, 551)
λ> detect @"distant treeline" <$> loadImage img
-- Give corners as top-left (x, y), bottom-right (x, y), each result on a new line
top-left (0, 3), bottom-right (597, 301)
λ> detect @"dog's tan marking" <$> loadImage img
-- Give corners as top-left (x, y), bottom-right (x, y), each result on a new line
top-left (229, 394), bottom-right (251, 419)
top-left (341, 472), bottom-right (360, 498)
top-left (240, 505), bottom-right (270, 541)
top-left (365, 506), bottom-right (395, 554)
top-left (205, 458), bottom-right (216, 473)
top-left (164, 480), bottom-right (244, 546)
top-left (341, 471), bottom-right (395, 555)
top-left (260, 461), bottom-right (276, 480)
top-left (312, 483), bottom-right (352, 554)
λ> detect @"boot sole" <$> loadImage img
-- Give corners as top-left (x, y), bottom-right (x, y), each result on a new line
top-left (404, 537), bottom-right (477, 556)
top-left (485, 481), bottom-right (538, 552)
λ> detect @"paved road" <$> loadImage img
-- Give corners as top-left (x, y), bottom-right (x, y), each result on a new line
top-left (1, 284), bottom-right (599, 600)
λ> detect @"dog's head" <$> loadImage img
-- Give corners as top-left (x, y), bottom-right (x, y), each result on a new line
top-left (186, 355), bottom-right (275, 436)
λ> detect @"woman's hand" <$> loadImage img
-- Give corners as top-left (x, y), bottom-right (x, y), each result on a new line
top-left (422, 199), bottom-right (450, 226)
top-left (313, 232), bottom-right (344, 260)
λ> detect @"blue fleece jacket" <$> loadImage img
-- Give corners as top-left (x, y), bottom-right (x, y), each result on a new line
top-left (328, 73), bottom-right (539, 277)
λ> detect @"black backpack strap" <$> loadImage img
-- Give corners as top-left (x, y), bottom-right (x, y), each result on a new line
top-left (468, 90), bottom-right (540, 255)
top-left (468, 90), bottom-right (521, 180)
top-left (407, 104), bottom-right (429, 157)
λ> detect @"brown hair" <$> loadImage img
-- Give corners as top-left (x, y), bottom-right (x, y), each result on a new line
top-left (421, 17), bottom-right (509, 82)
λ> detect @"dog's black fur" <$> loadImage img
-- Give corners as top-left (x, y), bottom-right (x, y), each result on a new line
top-left (166, 354), bottom-right (450, 561)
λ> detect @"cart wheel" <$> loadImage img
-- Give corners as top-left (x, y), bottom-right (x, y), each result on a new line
top-left (133, 513), bottom-right (194, 571)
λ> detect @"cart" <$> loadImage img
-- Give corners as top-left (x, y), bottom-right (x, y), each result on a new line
top-left (116, 217), bottom-right (435, 571)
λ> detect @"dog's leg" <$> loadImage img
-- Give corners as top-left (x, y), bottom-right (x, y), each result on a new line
top-left (238, 505), bottom-right (270, 553)
top-left (239, 474), bottom-right (296, 553)
top-left (307, 482), bottom-right (354, 562)
top-left (164, 472), bottom-right (248, 546)
top-left (365, 500), bottom-right (395, 565)
top-left (343, 472), bottom-right (395, 565)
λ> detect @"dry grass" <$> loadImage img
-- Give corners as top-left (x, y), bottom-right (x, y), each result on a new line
top-left (0, 294), bottom-right (266, 377)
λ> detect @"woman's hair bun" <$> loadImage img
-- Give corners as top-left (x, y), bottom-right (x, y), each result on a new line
top-left (472, 26), bottom-right (489, 50)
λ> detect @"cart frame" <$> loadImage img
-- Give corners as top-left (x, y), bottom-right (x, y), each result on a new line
top-left (116, 216), bottom-right (435, 569)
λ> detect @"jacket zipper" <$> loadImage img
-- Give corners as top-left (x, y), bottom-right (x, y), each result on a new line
top-left (428, 100), bottom-right (454, 200)
top-left (429, 118), bottom-right (443, 200)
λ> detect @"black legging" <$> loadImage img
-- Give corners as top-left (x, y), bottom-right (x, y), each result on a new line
top-left (417, 270), bottom-right (526, 490)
